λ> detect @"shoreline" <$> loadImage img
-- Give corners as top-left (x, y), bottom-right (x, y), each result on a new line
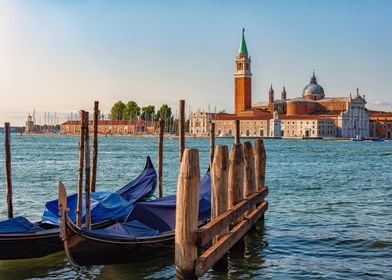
top-left (20, 133), bottom-right (353, 141)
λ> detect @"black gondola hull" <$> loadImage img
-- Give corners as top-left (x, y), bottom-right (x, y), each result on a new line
top-left (63, 214), bottom-right (174, 266)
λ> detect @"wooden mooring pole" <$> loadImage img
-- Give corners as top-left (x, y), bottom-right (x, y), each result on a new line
top-left (175, 148), bottom-right (200, 280)
top-left (211, 145), bottom-right (229, 240)
top-left (178, 99), bottom-right (185, 163)
top-left (90, 101), bottom-right (99, 193)
top-left (209, 122), bottom-right (215, 165)
top-left (84, 112), bottom-right (91, 229)
top-left (243, 141), bottom-right (256, 214)
top-left (76, 111), bottom-right (86, 227)
top-left (4, 123), bottom-right (13, 219)
top-left (254, 139), bottom-right (266, 190)
top-left (228, 143), bottom-right (244, 210)
top-left (175, 142), bottom-right (269, 278)
top-left (158, 118), bottom-right (164, 198)
top-left (234, 120), bottom-right (240, 144)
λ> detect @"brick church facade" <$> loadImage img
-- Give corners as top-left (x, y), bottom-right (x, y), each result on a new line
top-left (190, 29), bottom-right (392, 139)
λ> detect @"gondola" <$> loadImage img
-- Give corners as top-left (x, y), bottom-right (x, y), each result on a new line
top-left (0, 157), bottom-right (157, 260)
top-left (60, 170), bottom-right (212, 266)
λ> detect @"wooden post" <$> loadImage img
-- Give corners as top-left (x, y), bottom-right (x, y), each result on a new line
top-left (4, 123), bottom-right (13, 219)
top-left (76, 111), bottom-right (85, 228)
top-left (234, 120), bottom-right (240, 144)
top-left (228, 143), bottom-right (244, 209)
top-left (211, 145), bottom-right (229, 241)
top-left (90, 101), bottom-right (99, 193)
top-left (158, 118), bottom-right (164, 198)
top-left (209, 122), bottom-right (215, 166)
top-left (175, 148), bottom-right (200, 280)
top-left (178, 99), bottom-right (185, 163)
top-left (254, 139), bottom-right (266, 190)
top-left (243, 141), bottom-right (256, 197)
top-left (84, 112), bottom-right (91, 229)
top-left (243, 141), bottom-right (256, 214)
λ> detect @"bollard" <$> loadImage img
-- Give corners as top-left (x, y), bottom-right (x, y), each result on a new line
top-left (175, 148), bottom-right (200, 280)
top-left (4, 123), bottom-right (13, 219)
top-left (158, 118), bottom-right (164, 198)
top-left (178, 100), bottom-right (185, 162)
top-left (76, 111), bottom-right (86, 227)
top-left (234, 120), bottom-right (240, 144)
top-left (254, 139), bottom-right (266, 190)
top-left (90, 101), bottom-right (99, 193)
top-left (209, 122), bottom-right (215, 165)
top-left (228, 143), bottom-right (244, 209)
top-left (84, 112), bottom-right (91, 229)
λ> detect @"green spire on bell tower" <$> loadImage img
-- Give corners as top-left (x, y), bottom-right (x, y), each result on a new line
top-left (239, 28), bottom-right (248, 55)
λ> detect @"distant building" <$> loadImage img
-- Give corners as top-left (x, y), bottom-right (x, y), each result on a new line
top-left (60, 120), bottom-right (155, 135)
top-left (190, 29), bottom-right (391, 139)
top-left (189, 112), bottom-right (216, 136)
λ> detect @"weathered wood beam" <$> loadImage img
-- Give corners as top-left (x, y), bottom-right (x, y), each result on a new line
top-left (178, 100), bottom-right (185, 163)
top-left (209, 122), bottom-right (215, 166)
top-left (234, 119), bottom-right (240, 144)
top-left (84, 112), bottom-right (91, 229)
top-left (76, 111), bottom-right (85, 227)
top-left (4, 122), bottom-right (13, 219)
top-left (90, 101), bottom-right (99, 193)
top-left (195, 201), bottom-right (269, 276)
top-left (196, 187), bottom-right (268, 246)
top-left (158, 118), bottom-right (164, 198)
top-left (175, 148), bottom-right (200, 280)
top-left (211, 145), bottom-right (229, 242)
top-left (254, 139), bottom-right (266, 190)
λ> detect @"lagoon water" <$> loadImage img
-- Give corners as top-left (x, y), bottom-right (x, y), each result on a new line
top-left (0, 135), bottom-right (391, 279)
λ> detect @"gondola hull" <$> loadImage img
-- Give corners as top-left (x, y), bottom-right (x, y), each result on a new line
top-left (63, 216), bottom-right (174, 266)
top-left (0, 230), bottom-right (61, 260)
top-left (0, 156), bottom-right (157, 261)
top-left (0, 219), bottom-right (114, 260)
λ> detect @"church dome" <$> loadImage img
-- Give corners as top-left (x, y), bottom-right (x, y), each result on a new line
top-left (302, 72), bottom-right (325, 100)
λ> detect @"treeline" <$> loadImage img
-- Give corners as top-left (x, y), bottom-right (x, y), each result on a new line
top-left (110, 101), bottom-right (177, 131)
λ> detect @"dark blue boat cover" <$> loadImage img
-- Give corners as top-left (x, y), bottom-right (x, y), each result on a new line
top-left (0, 157), bottom-right (157, 234)
top-left (81, 220), bottom-right (159, 238)
top-left (0, 216), bottom-right (44, 234)
top-left (81, 171), bottom-right (211, 239)
top-left (41, 160), bottom-right (157, 226)
top-left (42, 192), bottom-right (133, 226)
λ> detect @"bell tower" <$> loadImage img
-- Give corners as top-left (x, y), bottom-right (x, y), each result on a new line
top-left (234, 28), bottom-right (252, 115)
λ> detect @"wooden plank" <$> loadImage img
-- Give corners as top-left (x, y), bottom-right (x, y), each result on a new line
top-left (178, 100), bottom-right (185, 163)
top-left (90, 101), bottom-right (99, 193)
top-left (197, 187), bottom-right (268, 246)
top-left (4, 122), bottom-right (13, 219)
top-left (175, 148), bottom-right (200, 280)
top-left (158, 118), bottom-right (164, 198)
top-left (195, 201), bottom-right (269, 276)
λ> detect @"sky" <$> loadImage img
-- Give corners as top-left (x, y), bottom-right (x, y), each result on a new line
top-left (1, 0), bottom-right (391, 126)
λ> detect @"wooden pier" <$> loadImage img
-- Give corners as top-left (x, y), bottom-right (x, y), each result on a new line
top-left (175, 127), bottom-right (269, 279)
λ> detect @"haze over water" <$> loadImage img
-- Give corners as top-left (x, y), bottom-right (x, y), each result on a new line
top-left (0, 136), bottom-right (391, 279)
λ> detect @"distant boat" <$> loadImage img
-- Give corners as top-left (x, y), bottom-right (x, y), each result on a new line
top-left (351, 135), bottom-right (364, 141)
top-left (217, 133), bottom-right (233, 138)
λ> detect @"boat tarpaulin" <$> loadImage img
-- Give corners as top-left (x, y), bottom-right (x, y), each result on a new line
top-left (0, 216), bottom-right (44, 234)
top-left (81, 220), bottom-right (159, 239)
top-left (42, 192), bottom-right (133, 226)
top-left (115, 162), bottom-right (157, 203)
top-left (77, 171), bottom-right (211, 239)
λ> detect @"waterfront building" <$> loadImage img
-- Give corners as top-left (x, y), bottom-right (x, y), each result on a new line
top-left (189, 111), bottom-right (216, 136)
top-left (60, 120), bottom-right (155, 135)
top-left (189, 29), bottom-right (391, 139)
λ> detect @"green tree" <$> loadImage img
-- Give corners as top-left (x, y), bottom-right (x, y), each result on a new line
top-left (218, 109), bottom-right (228, 114)
top-left (141, 105), bottom-right (155, 121)
top-left (123, 101), bottom-right (141, 120)
top-left (111, 101), bottom-right (125, 120)
top-left (155, 104), bottom-right (172, 131)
